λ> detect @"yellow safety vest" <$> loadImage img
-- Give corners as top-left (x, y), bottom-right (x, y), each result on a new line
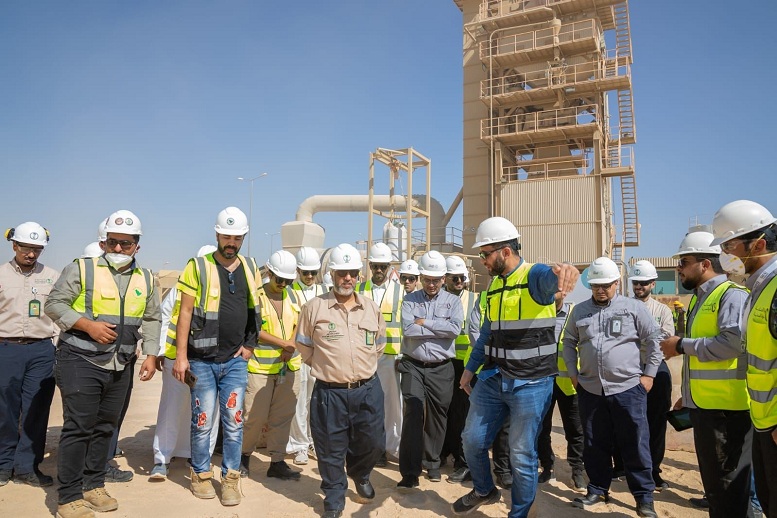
top-left (357, 280), bottom-right (402, 355)
top-left (249, 285), bottom-right (301, 374)
top-left (745, 274), bottom-right (777, 430)
top-left (555, 303), bottom-right (577, 396)
top-left (485, 262), bottom-right (557, 379)
top-left (463, 291), bottom-right (488, 370)
top-left (287, 281), bottom-right (325, 306)
top-left (686, 281), bottom-right (749, 410)
top-left (454, 290), bottom-right (477, 361)
top-left (60, 257), bottom-right (152, 365)
top-left (165, 253), bottom-right (261, 359)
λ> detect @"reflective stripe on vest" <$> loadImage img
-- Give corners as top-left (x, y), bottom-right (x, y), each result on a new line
top-left (746, 274), bottom-right (777, 430)
top-left (249, 286), bottom-right (301, 374)
top-left (288, 281), bottom-right (324, 307)
top-left (687, 280), bottom-right (749, 411)
top-left (59, 257), bottom-right (152, 365)
top-left (486, 262), bottom-right (557, 378)
top-left (454, 290), bottom-right (477, 361)
top-left (165, 254), bottom-right (261, 358)
top-left (556, 303), bottom-right (577, 396)
top-left (357, 280), bottom-right (402, 355)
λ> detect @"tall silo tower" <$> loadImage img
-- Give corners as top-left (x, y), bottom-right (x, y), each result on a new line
top-left (453, 0), bottom-right (638, 280)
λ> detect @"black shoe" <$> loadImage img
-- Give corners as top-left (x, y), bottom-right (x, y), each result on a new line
top-left (573, 492), bottom-right (610, 509)
top-left (427, 468), bottom-right (441, 482)
top-left (0, 470), bottom-right (11, 486)
top-left (104, 465), bottom-right (133, 483)
top-left (397, 475), bottom-right (419, 489)
top-left (447, 467), bottom-right (472, 484)
top-left (636, 501), bottom-right (658, 517)
top-left (495, 472), bottom-right (513, 489)
top-left (572, 470), bottom-right (586, 491)
top-left (452, 487), bottom-right (500, 515)
top-left (267, 461), bottom-right (300, 481)
top-left (355, 479), bottom-right (375, 500)
top-left (375, 452), bottom-right (387, 468)
top-left (239, 454), bottom-right (251, 478)
top-left (611, 469), bottom-right (626, 481)
top-left (654, 480), bottom-right (668, 492)
top-left (13, 470), bottom-right (54, 487)
top-left (689, 496), bottom-right (710, 509)
top-left (113, 447), bottom-right (125, 458)
top-left (322, 511), bottom-right (342, 518)
top-left (538, 467), bottom-right (554, 483)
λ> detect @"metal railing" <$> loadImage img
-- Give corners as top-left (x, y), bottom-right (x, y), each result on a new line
top-left (474, 0), bottom-right (617, 23)
top-left (481, 103), bottom-right (599, 139)
top-left (502, 156), bottom-right (589, 182)
top-left (479, 19), bottom-right (599, 61)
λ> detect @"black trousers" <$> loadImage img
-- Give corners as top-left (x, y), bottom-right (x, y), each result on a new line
top-left (398, 358), bottom-right (454, 477)
top-left (0, 339), bottom-right (55, 475)
top-left (441, 359), bottom-right (469, 468)
top-left (646, 360), bottom-right (671, 479)
top-left (310, 377), bottom-right (384, 512)
top-left (107, 357), bottom-right (135, 463)
top-left (753, 429), bottom-right (777, 518)
top-left (55, 348), bottom-right (131, 505)
top-left (690, 408), bottom-right (753, 518)
top-left (538, 383), bottom-right (584, 472)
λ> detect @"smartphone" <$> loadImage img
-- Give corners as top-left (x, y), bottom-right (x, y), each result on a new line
top-left (183, 369), bottom-right (198, 389)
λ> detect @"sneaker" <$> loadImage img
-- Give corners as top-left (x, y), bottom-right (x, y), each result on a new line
top-left (149, 463), bottom-right (168, 481)
top-left (83, 487), bottom-right (119, 512)
top-left (239, 454), bottom-right (251, 478)
top-left (308, 444), bottom-right (317, 460)
top-left (396, 475), bottom-right (419, 490)
top-left (13, 469), bottom-right (54, 487)
top-left (0, 470), bottom-right (11, 486)
top-left (104, 465), bottom-right (133, 483)
top-left (427, 468), bottom-right (441, 482)
top-left (452, 487), bottom-right (501, 515)
top-left (538, 466), bottom-right (554, 483)
top-left (447, 467), bottom-right (472, 484)
top-left (636, 501), bottom-right (658, 518)
top-left (56, 499), bottom-right (95, 518)
top-left (293, 450), bottom-right (309, 465)
top-left (573, 492), bottom-right (610, 509)
top-left (267, 461), bottom-right (301, 481)
top-left (495, 472), bottom-right (513, 489)
top-left (220, 469), bottom-right (242, 506)
top-left (572, 470), bottom-right (586, 491)
top-left (190, 468), bottom-right (216, 499)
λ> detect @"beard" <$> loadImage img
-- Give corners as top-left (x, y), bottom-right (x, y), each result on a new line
top-left (218, 243), bottom-right (240, 259)
top-left (488, 254), bottom-right (507, 276)
top-left (334, 285), bottom-right (354, 297)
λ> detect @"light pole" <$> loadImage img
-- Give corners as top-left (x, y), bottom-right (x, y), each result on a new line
top-left (265, 231), bottom-right (280, 257)
top-left (237, 172), bottom-right (268, 258)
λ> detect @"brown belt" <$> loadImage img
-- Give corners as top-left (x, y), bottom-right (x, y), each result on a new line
top-left (1, 337), bottom-right (45, 345)
top-left (317, 374), bottom-right (376, 389)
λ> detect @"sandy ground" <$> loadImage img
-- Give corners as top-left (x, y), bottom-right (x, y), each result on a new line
top-left (0, 360), bottom-right (708, 517)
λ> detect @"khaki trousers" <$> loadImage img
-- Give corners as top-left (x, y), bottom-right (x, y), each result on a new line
top-left (242, 370), bottom-right (299, 462)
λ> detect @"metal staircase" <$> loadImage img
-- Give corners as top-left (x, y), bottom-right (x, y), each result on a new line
top-left (617, 89), bottom-right (635, 143)
top-left (618, 172), bottom-right (639, 246)
top-left (613, 2), bottom-right (632, 62)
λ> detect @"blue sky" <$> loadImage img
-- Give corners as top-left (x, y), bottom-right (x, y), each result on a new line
top-left (2, 1), bottom-right (776, 272)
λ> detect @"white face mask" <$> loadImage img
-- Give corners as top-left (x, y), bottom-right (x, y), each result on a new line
top-left (105, 253), bottom-right (134, 269)
top-left (719, 252), bottom-right (746, 277)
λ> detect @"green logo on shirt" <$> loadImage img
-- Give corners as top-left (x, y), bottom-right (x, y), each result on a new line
top-left (328, 323), bottom-right (336, 331)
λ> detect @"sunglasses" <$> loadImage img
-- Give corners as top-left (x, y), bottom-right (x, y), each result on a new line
top-left (227, 271), bottom-right (236, 294)
top-left (105, 238), bottom-right (137, 251)
top-left (400, 275), bottom-right (417, 283)
top-left (334, 270), bottom-right (360, 278)
top-left (478, 245), bottom-right (506, 260)
top-left (591, 281), bottom-right (616, 291)
top-left (301, 270), bottom-right (319, 276)
top-left (274, 275), bottom-right (294, 286)
top-left (631, 280), bottom-right (652, 286)
top-left (448, 275), bottom-right (466, 282)
top-left (370, 264), bottom-right (389, 270)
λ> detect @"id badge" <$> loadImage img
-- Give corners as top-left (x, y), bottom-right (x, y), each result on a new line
top-left (610, 316), bottom-right (622, 336)
top-left (29, 299), bottom-right (41, 318)
top-left (365, 331), bottom-right (376, 347)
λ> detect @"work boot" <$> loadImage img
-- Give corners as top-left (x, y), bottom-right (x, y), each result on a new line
top-left (239, 454), bottom-right (251, 478)
top-left (220, 469), bottom-right (242, 506)
top-left (83, 487), bottom-right (119, 512)
top-left (636, 501), bottom-right (658, 518)
top-left (56, 500), bottom-right (95, 518)
top-left (104, 465), bottom-right (133, 483)
top-left (190, 467), bottom-right (216, 499)
top-left (267, 461), bottom-right (301, 480)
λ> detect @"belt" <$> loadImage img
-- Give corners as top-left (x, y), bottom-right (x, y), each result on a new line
top-left (1, 337), bottom-right (45, 345)
top-left (318, 374), bottom-right (376, 389)
top-left (403, 356), bottom-right (452, 368)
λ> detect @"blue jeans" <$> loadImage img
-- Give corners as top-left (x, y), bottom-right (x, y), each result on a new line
top-left (189, 356), bottom-right (247, 476)
top-left (462, 373), bottom-right (553, 518)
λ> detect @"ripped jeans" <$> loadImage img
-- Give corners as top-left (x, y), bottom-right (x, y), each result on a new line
top-left (189, 356), bottom-right (248, 475)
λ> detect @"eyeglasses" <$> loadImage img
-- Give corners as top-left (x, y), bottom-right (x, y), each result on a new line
top-left (400, 275), bottom-right (417, 283)
top-left (631, 280), bottom-right (653, 286)
top-left (720, 239), bottom-right (746, 253)
top-left (274, 275), bottom-right (293, 286)
top-left (478, 245), bottom-right (507, 260)
top-left (16, 244), bottom-right (44, 255)
top-left (370, 264), bottom-right (389, 270)
top-left (227, 271), bottom-right (236, 294)
top-left (676, 257), bottom-right (699, 269)
top-left (301, 270), bottom-right (319, 276)
top-left (448, 275), bottom-right (466, 282)
top-left (334, 270), bottom-right (360, 278)
top-left (591, 281), bottom-right (616, 291)
top-left (105, 238), bottom-right (137, 251)
top-left (421, 277), bottom-right (443, 285)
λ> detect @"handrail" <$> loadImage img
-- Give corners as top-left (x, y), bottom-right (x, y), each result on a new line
top-left (502, 157), bottom-right (590, 182)
top-left (481, 103), bottom-right (599, 139)
top-left (474, 0), bottom-right (617, 23)
top-left (479, 18), bottom-right (599, 61)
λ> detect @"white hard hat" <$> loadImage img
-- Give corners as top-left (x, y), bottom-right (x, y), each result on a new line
top-left (214, 207), bottom-right (249, 236)
top-left (673, 226), bottom-right (721, 258)
top-left (328, 243), bottom-right (364, 271)
top-left (472, 217), bottom-right (520, 248)
top-left (104, 210), bottom-right (142, 236)
top-left (368, 242), bottom-right (393, 263)
top-left (445, 255), bottom-right (468, 275)
top-left (81, 241), bottom-right (103, 258)
top-left (197, 245), bottom-right (217, 257)
top-left (6, 222), bottom-right (50, 247)
top-left (628, 260), bottom-right (658, 281)
top-left (296, 246), bottom-right (321, 270)
top-left (711, 200), bottom-right (776, 246)
top-left (98, 219), bottom-right (108, 242)
top-left (398, 259), bottom-right (420, 276)
top-left (323, 272), bottom-right (334, 288)
top-left (266, 250), bottom-right (298, 280)
top-left (587, 257), bottom-right (621, 284)
top-left (418, 250), bottom-right (447, 277)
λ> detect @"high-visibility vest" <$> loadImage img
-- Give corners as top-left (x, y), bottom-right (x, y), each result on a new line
top-left (165, 253), bottom-right (261, 359)
top-left (453, 290), bottom-right (477, 361)
top-left (555, 303), bottom-right (577, 396)
top-left (287, 281), bottom-right (325, 307)
top-left (249, 285), bottom-right (301, 374)
top-left (463, 291), bottom-right (488, 369)
top-left (745, 274), bottom-right (777, 430)
top-left (686, 281), bottom-right (749, 410)
top-left (357, 280), bottom-right (402, 355)
top-left (485, 262), bottom-right (557, 379)
top-left (59, 257), bottom-right (153, 365)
